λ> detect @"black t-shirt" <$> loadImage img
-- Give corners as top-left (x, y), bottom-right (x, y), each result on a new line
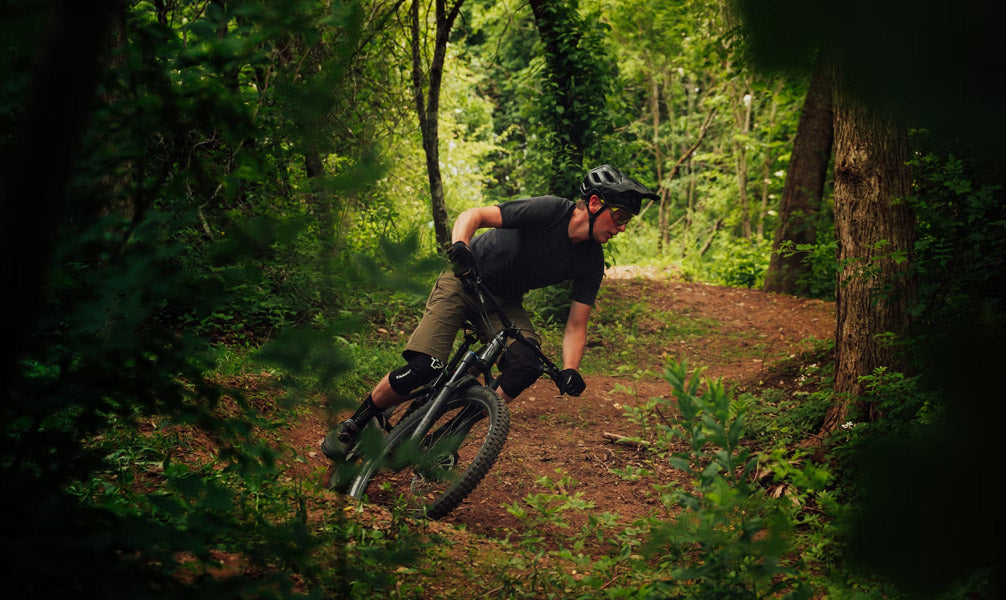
top-left (469, 196), bottom-right (604, 305)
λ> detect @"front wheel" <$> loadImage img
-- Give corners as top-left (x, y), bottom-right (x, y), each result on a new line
top-left (347, 385), bottom-right (509, 519)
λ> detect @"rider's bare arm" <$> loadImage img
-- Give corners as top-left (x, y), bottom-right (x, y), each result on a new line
top-left (452, 206), bottom-right (503, 245)
top-left (562, 301), bottom-right (591, 370)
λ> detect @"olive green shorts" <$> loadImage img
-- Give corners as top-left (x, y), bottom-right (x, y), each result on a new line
top-left (404, 271), bottom-right (540, 363)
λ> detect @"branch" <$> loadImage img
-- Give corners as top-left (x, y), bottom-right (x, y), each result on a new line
top-left (409, 0), bottom-right (426, 125)
top-left (642, 107), bottom-right (717, 216)
top-left (668, 107), bottom-right (717, 181)
top-left (349, 0), bottom-right (408, 68)
top-left (698, 218), bottom-right (724, 257)
top-left (602, 432), bottom-right (651, 449)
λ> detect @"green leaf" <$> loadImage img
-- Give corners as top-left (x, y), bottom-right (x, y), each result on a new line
top-left (668, 457), bottom-right (694, 473)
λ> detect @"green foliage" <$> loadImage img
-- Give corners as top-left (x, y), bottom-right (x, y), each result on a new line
top-left (6, 0), bottom-right (1001, 596)
top-left (583, 286), bottom-right (717, 374)
top-left (644, 362), bottom-right (814, 599)
top-left (708, 236), bottom-right (773, 288)
top-left (3, 206), bottom-right (338, 597)
top-left (497, 468), bottom-right (648, 598)
top-left (529, 0), bottom-right (617, 192)
top-left (460, 0), bottom-right (620, 197)
top-left (774, 237), bottom-right (839, 300)
top-left (744, 364), bottom-right (833, 446)
top-left (906, 149), bottom-right (1005, 330)
top-left (855, 367), bottom-right (935, 427)
top-left (1, 1), bottom-right (432, 596)
top-left (524, 282), bottom-right (574, 326)
top-left (505, 469), bottom-right (596, 532)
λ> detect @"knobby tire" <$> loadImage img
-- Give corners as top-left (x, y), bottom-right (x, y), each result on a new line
top-left (347, 385), bottom-right (509, 519)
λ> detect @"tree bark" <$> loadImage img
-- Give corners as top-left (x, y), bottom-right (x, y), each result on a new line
top-left (650, 73), bottom-right (668, 252)
top-left (1, 0), bottom-right (119, 402)
top-left (821, 68), bottom-right (914, 434)
top-left (528, 0), bottom-right (587, 194)
top-left (730, 79), bottom-right (754, 239)
top-left (410, 0), bottom-right (463, 250)
top-left (756, 80), bottom-right (785, 239)
top-left (764, 56), bottom-right (834, 294)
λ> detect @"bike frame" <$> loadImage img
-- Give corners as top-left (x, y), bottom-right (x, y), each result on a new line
top-left (403, 273), bottom-right (565, 442)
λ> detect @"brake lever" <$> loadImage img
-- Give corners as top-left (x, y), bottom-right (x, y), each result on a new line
top-left (526, 339), bottom-right (566, 396)
top-left (550, 367), bottom-right (568, 396)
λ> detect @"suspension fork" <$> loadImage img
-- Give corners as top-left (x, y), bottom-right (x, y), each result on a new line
top-left (408, 332), bottom-right (507, 442)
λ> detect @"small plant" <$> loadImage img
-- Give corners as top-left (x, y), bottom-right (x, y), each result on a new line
top-left (609, 464), bottom-right (654, 482)
top-left (774, 237), bottom-right (839, 300)
top-left (505, 469), bottom-right (595, 532)
top-left (642, 361), bottom-right (813, 599)
top-left (857, 366), bottom-right (934, 426)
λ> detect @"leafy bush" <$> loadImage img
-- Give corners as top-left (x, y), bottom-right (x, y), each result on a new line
top-left (906, 150), bottom-right (1005, 331)
top-left (3, 210), bottom-right (334, 598)
top-left (0, 1), bottom-right (431, 595)
top-left (642, 362), bottom-right (819, 599)
top-left (524, 282), bottom-right (573, 326)
top-left (771, 236), bottom-right (839, 300)
top-left (682, 235), bottom-right (774, 289)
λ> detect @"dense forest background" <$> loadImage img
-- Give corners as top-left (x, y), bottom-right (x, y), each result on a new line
top-left (2, 0), bottom-right (1003, 597)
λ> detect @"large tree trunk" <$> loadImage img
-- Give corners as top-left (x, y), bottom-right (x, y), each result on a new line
top-left (528, 0), bottom-right (587, 194)
top-left (1, 0), bottom-right (118, 401)
top-left (764, 56), bottom-right (834, 295)
top-left (821, 71), bottom-right (914, 434)
top-left (410, 0), bottom-right (462, 250)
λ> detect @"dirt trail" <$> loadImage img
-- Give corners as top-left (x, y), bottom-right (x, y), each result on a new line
top-left (286, 272), bottom-right (835, 549)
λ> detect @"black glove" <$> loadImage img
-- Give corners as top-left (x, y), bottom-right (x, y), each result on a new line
top-left (447, 241), bottom-right (478, 277)
top-left (560, 368), bottom-right (586, 396)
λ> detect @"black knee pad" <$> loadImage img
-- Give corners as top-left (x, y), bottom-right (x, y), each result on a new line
top-left (388, 352), bottom-right (443, 395)
top-left (497, 340), bottom-right (544, 398)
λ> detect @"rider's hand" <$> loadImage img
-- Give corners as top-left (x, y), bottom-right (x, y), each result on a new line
top-left (447, 241), bottom-right (478, 277)
top-left (560, 368), bottom-right (586, 396)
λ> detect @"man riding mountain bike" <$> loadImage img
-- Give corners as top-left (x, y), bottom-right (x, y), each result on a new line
top-left (322, 164), bottom-right (659, 461)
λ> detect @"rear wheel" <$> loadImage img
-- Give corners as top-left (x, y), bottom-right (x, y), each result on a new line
top-left (347, 385), bottom-right (509, 519)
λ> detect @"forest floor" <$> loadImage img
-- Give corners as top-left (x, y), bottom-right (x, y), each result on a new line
top-left (267, 268), bottom-right (835, 596)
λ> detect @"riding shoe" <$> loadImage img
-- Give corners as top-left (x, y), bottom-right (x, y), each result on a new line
top-left (321, 419), bottom-right (360, 461)
top-left (321, 410), bottom-right (394, 461)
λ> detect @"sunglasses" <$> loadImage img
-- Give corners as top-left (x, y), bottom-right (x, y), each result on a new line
top-left (604, 204), bottom-right (633, 226)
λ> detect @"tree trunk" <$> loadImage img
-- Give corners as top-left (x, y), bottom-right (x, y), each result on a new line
top-left (821, 70), bottom-right (914, 434)
top-left (528, 0), bottom-right (588, 193)
top-left (764, 56), bottom-right (834, 294)
top-left (410, 0), bottom-right (462, 250)
top-left (651, 73), bottom-right (668, 253)
top-left (731, 80), bottom-right (753, 238)
top-left (1, 0), bottom-right (118, 402)
top-left (304, 151), bottom-right (337, 259)
top-left (756, 80), bottom-right (785, 238)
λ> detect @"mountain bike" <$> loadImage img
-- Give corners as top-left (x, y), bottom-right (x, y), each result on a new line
top-left (333, 273), bottom-right (568, 519)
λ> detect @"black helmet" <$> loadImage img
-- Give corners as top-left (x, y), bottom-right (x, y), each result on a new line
top-left (579, 164), bottom-right (659, 215)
